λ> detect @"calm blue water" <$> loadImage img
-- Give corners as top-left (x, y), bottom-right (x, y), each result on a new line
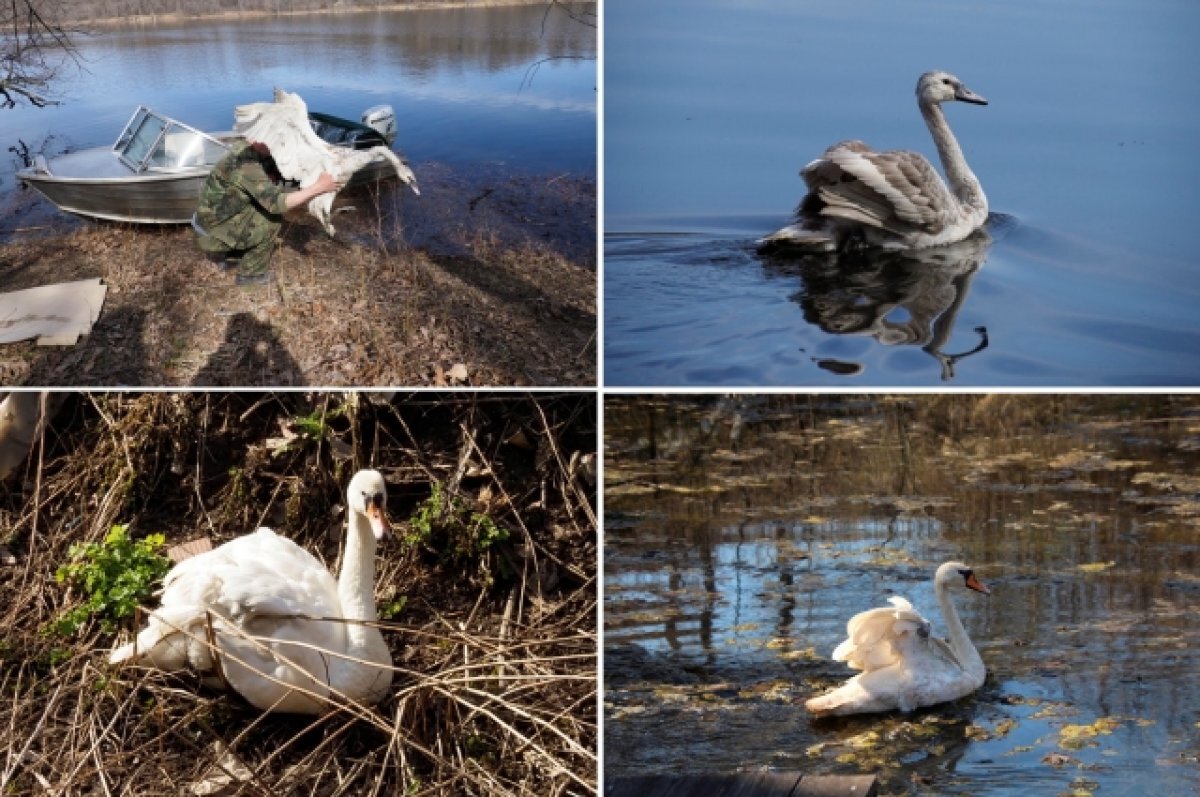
top-left (0, 5), bottom-right (596, 193)
top-left (604, 0), bottom-right (1200, 386)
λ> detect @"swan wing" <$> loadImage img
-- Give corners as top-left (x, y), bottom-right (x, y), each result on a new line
top-left (161, 527), bottom-right (341, 621)
top-left (234, 89), bottom-right (335, 187)
top-left (114, 529), bottom-right (345, 686)
top-left (832, 595), bottom-right (931, 672)
top-left (217, 529), bottom-right (341, 618)
top-left (806, 144), bottom-right (957, 236)
top-left (926, 635), bottom-right (966, 671)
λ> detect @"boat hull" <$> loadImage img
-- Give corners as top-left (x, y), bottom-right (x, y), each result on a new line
top-left (19, 163), bottom-right (397, 225)
top-left (19, 170), bottom-right (211, 224)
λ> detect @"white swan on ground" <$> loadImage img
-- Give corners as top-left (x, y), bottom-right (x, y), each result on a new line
top-left (805, 561), bottom-right (989, 716)
top-left (109, 469), bottom-right (394, 715)
top-left (758, 71), bottom-right (989, 253)
top-left (234, 88), bottom-right (419, 235)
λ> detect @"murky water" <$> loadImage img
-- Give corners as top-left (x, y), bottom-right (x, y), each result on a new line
top-left (604, 0), bottom-right (1200, 386)
top-left (0, 4), bottom-right (596, 196)
top-left (604, 395), bottom-right (1200, 795)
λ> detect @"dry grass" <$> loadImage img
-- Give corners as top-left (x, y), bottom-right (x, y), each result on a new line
top-left (0, 168), bottom-right (596, 387)
top-left (0, 392), bottom-right (597, 795)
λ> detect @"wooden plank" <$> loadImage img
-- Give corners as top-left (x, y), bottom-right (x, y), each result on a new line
top-left (605, 773), bottom-right (691, 797)
top-left (721, 771), bottom-right (804, 797)
top-left (796, 774), bottom-right (879, 797)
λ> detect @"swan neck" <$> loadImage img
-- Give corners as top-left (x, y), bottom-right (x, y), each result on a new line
top-left (920, 100), bottom-right (984, 208)
top-left (936, 576), bottom-right (982, 673)
top-left (338, 510), bottom-right (378, 642)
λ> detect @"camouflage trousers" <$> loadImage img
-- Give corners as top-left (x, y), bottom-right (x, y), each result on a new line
top-left (193, 211), bottom-right (280, 279)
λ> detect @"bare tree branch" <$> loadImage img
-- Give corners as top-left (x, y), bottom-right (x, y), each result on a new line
top-left (542, 0), bottom-right (597, 34)
top-left (0, 0), bottom-right (81, 109)
top-left (523, 1), bottom-right (596, 92)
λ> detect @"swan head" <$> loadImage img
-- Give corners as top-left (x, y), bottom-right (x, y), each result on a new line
top-left (347, 469), bottom-right (390, 541)
top-left (935, 561), bottom-right (990, 595)
top-left (917, 71), bottom-right (987, 107)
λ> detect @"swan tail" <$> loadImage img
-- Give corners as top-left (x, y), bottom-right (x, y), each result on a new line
top-left (108, 609), bottom-right (214, 671)
top-left (804, 687), bottom-right (853, 716)
top-left (108, 640), bottom-right (139, 665)
top-left (109, 628), bottom-right (191, 670)
top-left (805, 676), bottom-right (879, 716)
top-left (756, 223), bottom-right (836, 254)
top-left (108, 625), bottom-right (189, 669)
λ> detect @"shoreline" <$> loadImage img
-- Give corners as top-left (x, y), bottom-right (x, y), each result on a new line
top-left (71, 1), bottom-right (586, 29)
top-left (0, 164), bottom-right (595, 386)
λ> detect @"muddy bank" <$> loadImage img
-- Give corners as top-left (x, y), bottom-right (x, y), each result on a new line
top-left (0, 164), bottom-right (596, 386)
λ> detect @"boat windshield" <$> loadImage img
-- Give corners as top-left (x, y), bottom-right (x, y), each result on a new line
top-left (114, 107), bottom-right (229, 173)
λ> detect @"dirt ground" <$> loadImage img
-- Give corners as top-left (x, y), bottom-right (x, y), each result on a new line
top-left (0, 162), bottom-right (596, 386)
top-left (0, 392), bottom-right (597, 795)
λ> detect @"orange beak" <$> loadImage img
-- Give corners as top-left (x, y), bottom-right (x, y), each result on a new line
top-left (965, 572), bottom-right (990, 595)
top-left (367, 495), bottom-right (390, 541)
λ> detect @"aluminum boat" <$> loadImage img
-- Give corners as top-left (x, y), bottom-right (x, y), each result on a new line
top-left (18, 104), bottom-right (403, 224)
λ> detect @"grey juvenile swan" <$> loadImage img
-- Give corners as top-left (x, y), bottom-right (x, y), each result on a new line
top-left (758, 71), bottom-right (988, 253)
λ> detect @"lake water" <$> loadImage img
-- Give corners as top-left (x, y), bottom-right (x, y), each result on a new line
top-left (0, 4), bottom-right (596, 199)
top-left (604, 0), bottom-right (1200, 386)
top-left (604, 395), bottom-right (1200, 796)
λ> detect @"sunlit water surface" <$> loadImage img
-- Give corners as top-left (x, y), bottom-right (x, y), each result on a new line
top-left (605, 396), bottom-right (1200, 796)
top-left (604, 0), bottom-right (1200, 386)
top-left (0, 5), bottom-right (596, 199)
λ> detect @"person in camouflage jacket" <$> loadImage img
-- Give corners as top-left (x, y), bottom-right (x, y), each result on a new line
top-left (194, 140), bottom-right (339, 285)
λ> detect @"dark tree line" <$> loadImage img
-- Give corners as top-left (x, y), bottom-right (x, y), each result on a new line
top-left (53, 0), bottom-right (565, 24)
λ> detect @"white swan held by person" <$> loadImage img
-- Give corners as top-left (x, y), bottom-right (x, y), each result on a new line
top-left (109, 468), bottom-right (394, 715)
top-left (806, 561), bottom-right (989, 716)
top-left (759, 71), bottom-right (989, 254)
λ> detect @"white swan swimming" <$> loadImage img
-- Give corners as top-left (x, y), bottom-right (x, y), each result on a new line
top-left (234, 89), bottom-right (420, 236)
top-left (109, 469), bottom-right (394, 715)
top-left (805, 561), bottom-right (989, 716)
top-left (758, 71), bottom-right (989, 253)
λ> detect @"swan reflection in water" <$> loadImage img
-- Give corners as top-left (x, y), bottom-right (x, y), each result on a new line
top-left (759, 226), bottom-right (993, 380)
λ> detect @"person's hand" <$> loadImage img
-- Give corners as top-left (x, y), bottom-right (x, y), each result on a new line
top-left (285, 172), bottom-right (344, 210)
top-left (314, 171), bottom-right (340, 194)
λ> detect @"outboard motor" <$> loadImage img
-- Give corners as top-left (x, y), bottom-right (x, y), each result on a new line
top-left (361, 105), bottom-right (397, 146)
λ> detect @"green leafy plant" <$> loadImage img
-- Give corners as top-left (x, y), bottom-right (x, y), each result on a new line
top-left (404, 481), bottom-right (444, 548)
top-left (291, 408), bottom-right (330, 440)
top-left (379, 596), bottom-right (408, 620)
top-left (269, 405), bottom-right (352, 458)
top-left (404, 481), bottom-right (510, 563)
top-left (53, 524), bottom-right (170, 636)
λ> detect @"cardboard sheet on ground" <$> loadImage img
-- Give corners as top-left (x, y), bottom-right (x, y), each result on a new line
top-left (0, 278), bottom-right (107, 346)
